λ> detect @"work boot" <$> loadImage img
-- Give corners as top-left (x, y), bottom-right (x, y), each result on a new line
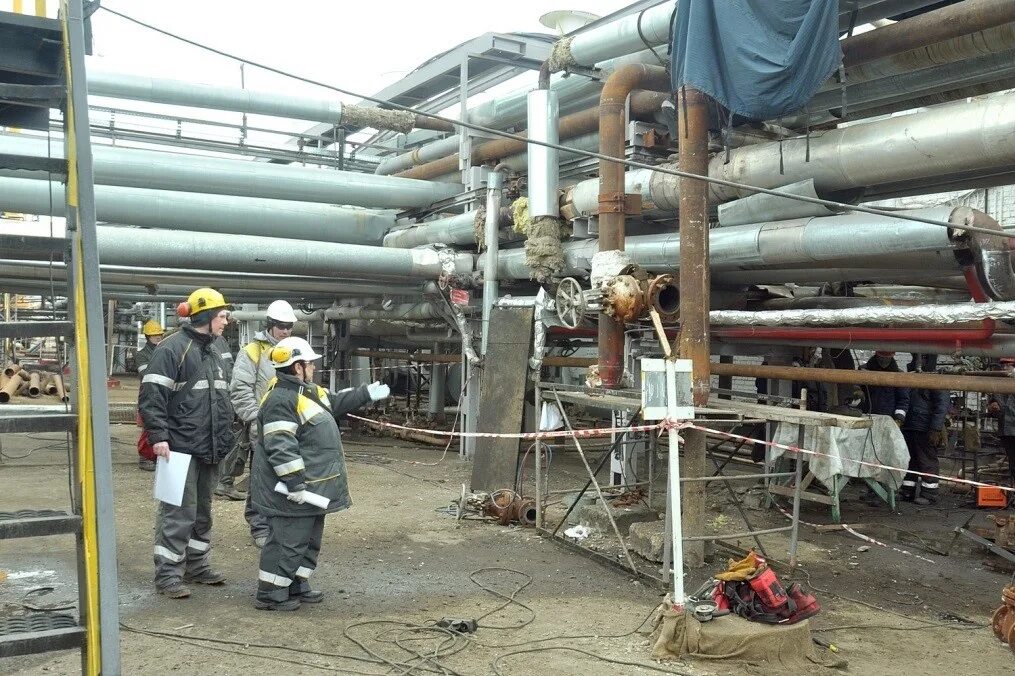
top-left (900, 483), bottom-right (917, 502)
top-left (214, 482), bottom-right (246, 501)
top-left (138, 458), bottom-right (156, 472)
top-left (291, 589), bottom-right (324, 604)
top-left (157, 582), bottom-right (191, 599)
top-left (254, 598), bottom-right (301, 612)
top-left (915, 485), bottom-right (939, 506)
top-left (234, 474), bottom-right (250, 492)
top-left (184, 569), bottom-right (226, 585)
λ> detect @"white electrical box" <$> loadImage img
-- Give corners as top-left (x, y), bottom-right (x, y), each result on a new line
top-left (640, 358), bottom-right (695, 421)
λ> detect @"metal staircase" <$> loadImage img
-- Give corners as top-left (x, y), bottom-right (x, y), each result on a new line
top-left (0, 1), bottom-right (119, 673)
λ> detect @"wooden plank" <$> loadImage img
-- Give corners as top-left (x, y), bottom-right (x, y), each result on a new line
top-left (768, 483), bottom-right (835, 506)
top-left (469, 307), bottom-right (534, 492)
top-left (716, 400), bottom-right (871, 429)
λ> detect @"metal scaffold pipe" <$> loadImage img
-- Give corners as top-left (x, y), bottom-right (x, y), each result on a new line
top-left (87, 68), bottom-right (455, 132)
top-left (0, 133), bottom-right (463, 209)
top-left (0, 176), bottom-right (395, 246)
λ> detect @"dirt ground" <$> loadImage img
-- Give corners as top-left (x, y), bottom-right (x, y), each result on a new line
top-left (2, 418), bottom-right (1014, 675)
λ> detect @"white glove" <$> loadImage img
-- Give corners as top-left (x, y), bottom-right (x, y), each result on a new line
top-left (286, 490), bottom-right (308, 505)
top-left (367, 381), bottom-right (391, 402)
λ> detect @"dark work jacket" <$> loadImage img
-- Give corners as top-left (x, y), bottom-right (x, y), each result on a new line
top-left (860, 355), bottom-right (911, 420)
top-left (137, 324), bottom-right (236, 463)
top-left (252, 373), bottom-right (371, 517)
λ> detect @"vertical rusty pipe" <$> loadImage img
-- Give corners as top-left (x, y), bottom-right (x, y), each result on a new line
top-left (597, 64), bottom-right (669, 388)
top-left (677, 86), bottom-right (711, 568)
top-left (677, 87), bottom-right (711, 405)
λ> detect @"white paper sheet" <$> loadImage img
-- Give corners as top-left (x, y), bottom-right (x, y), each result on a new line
top-left (274, 481), bottom-right (330, 509)
top-left (154, 452), bottom-right (192, 506)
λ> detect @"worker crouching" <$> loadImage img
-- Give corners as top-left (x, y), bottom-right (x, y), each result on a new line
top-left (252, 337), bottom-right (390, 611)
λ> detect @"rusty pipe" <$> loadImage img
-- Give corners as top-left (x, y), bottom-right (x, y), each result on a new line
top-left (52, 373), bottom-right (67, 402)
top-left (711, 361), bottom-right (1015, 395)
top-left (27, 371), bottom-right (41, 397)
top-left (394, 92), bottom-right (668, 180)
top-left (42, 374), bottom-right (58, 395)
top-left (677, 87), bottom-right (712, 406)
top-left (0, 372), bottom-right (24, 403)
top-left (841, 0), bottom-right (1015, 68)
top-left (598, 65), bottom-right (670, 389)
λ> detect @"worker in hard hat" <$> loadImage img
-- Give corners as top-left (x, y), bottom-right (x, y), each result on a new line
top-left (138, 287), bottom-right (237, 599)
top-left (220, 299), bottom-right (298, 547)
top-left (135, 319), bottom-right (166, 472)
top-left (251, 336), bottom-right (390, 611)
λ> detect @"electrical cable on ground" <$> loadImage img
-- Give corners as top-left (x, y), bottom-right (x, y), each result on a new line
top-left (96, 5), bottom-right (1006, 238)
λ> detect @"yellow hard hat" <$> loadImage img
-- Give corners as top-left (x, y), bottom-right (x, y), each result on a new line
top-left (142, 319), bottom-right (164, 336)
top-left (177, 287), bottom-right (228, 318)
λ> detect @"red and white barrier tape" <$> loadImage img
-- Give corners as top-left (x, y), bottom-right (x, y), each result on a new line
top-left (347, 414), bottom-right (665, 440)
top-left (348, 413), bottom-right (1015, 497)
top-left (682, 422), bottom-right (1015, 495)
top-left (771, 502), bottom-right (935, 564)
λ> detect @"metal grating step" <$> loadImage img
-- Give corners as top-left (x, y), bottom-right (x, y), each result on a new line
top-left (0, 509), bottom-right (81, 539)
top-left (0, 412), bottom-right (76, 434)
top-left (0, 613), bottom-right (84, 659)
top-left (0, 320), bottom-right (73, 339)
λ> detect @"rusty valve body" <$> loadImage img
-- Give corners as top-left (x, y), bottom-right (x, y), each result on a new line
top-left (601, 270), bottom-right (680, 323)
top-left (482, 490), bottom-right (538, 527)
top-left (991, 584), bottom-right (1015, 654)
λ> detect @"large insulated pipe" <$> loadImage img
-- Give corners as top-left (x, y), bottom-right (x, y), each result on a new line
top-left (485, 207), bottom-right (1009, 291)
top-left (0, 134), bottom-right (463, 209)
top-left (87, 69), bottom-right (454, 133)
top-left (394, 92), bottom-right (668, 181)
top-left (481, 171), bottom-right (505, 356)
top-left (382, 209), bottom-right (514, 249)
top-left (0, 260), bottom-right (422, 297)
top-left (526, 89), bottom-right (560, 219)
top-left (549, 2), bottom-right (676, 70)
top-left (82, 226), bottom-right (474, 280)
top-left (597, 64), bottom-right (670, 388)
top-left (230, 303), bottom-right (448, 322)
top-left (0, 176), bottom-right (395, 246)
top-left (840, 0), bottom-right (1015, 67)
top-left (564, 92), bottom-right (1015, 215)
top-left (710, 301), bottom-right (1015, 327)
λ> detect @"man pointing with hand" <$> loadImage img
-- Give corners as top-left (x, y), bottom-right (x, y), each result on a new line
top-left (251, 336), bottom-right (390, 611)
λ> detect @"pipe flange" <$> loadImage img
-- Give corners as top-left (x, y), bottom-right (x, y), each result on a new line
top-left (645, 274), bottom-right (680, 321)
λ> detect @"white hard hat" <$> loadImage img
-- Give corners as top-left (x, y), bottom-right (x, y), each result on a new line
top-left (269, 337), bottom-right (322, 368)
top-left (265, 299), bottom-right (298, 323)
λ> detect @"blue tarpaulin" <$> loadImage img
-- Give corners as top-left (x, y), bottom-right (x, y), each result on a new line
top-left (670, 0), bottom-right (842, 121)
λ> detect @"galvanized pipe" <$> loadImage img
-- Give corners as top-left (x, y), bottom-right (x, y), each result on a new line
top-left (526, 89), bottom-right (560, 219)
top-left (87, 68), bottom-right (454, 132)
top-left (482, 171), bottom-right (504, 356)
top-left (0, 133), bottom-right (463, 209)
top-left (597, 64), bottom-right (670, 388)
top-left (0, 175), bottom-right (395, 246)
